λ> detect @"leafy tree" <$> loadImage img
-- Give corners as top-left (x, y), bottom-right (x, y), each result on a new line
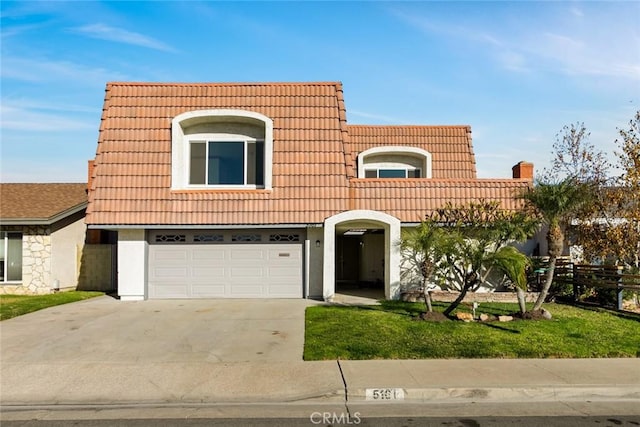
top-left (573, 111), bottom-right (640, 267)
top-left (400, 222), bottom-right (443, 313)
top-left (402, 200), bottom-right (538, 317)
top-left (540, 122), bottom-right (610, 185)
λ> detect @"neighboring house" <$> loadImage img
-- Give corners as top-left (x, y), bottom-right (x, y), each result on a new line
top-left (86, 81), bottom-right (533, 301)
top-left (0, 183), bottom-right (88, 294)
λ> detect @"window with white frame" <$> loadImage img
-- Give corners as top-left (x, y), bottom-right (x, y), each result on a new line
top-left (189, 139), bottom-right (264, 186)
top-left (357, 146), bottom-right (432, 179)
top-left (0, 232), bottom-right (23, 282)
top-left (171, 110), bottom-right (273, 190)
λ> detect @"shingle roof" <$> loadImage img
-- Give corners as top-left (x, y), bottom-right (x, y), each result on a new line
top-left (86, 82), bottom-right (530, 226)
top-left (348, 125), bottom-right (476, 179)
top-left (1, 183), bottom-right (88, 222)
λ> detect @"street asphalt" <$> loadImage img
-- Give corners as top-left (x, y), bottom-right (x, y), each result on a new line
top-left (1, 296), bottom-right (639, 421)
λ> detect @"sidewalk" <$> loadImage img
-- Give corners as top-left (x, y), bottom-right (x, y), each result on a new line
top-left (2, 358), bottom-right (639, 407)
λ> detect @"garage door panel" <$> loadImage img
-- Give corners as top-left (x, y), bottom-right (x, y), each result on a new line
top-left (192, 266), bottom-right (226, 278)
top-left (229, 267), bottom-right (264, 278)
top-left (192, 284), bottom-right (226, 297)
top-left (151, 267), bottom-right (189, 280)
top-left (149, 240), bottom-right (302, 299)
top-left (192, 248), bottom-right (225, 261)
top-left (230, 249), bottom-right (265, 260)
top-left (150, 284), bottom-right (190, 298)
top-left (153, 250), bottom-right (188, 262)
top-left (269, 266), bottom-right (301, 277)
top-left (228, 283), bottom-right (264, 296)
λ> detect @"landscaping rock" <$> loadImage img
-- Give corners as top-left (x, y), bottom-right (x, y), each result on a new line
top-left (456, 312), bottom-right (474, 322)
top-left (479, 313), bottom-right (490, 322)
top-left (498, 315), bottom-right (514, 322)
top-left (541, 308), bottom-right (552, 320)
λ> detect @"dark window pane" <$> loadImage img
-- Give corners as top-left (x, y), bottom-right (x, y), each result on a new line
top-left (408, 169), bottom-right (421, 178)
top-left (246, 141), bottom-right (264, 186)
top-left (208, 141), bottom-right (244, 185)
top-left (364, 170), bottom-right (377, 178)
top-left (378, 169), bottom-right (406, 178)
top-left (7, 233), bottom-right (22, 281)
top-left (255, 141), bottom-right (264, 186)
top-left (189, 142), bottom-right (206, 184)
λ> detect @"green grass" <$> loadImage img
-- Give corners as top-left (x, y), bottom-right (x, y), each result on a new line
top-left (0, 291), bottom-right (104, 320)
top-left (304, 301), bottom-right (640, 360)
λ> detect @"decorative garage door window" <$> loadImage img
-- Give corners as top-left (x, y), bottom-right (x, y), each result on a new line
top-left (231, 234), bottom-right (262, 242)
top-left (193, 234), bottom-right (224, 242)
top-left (150, 231), bottom-right (305, 244)
top-left (155, 234), bottom-right (186, 243)
top-left (269, 234), bottom-right (300, 242)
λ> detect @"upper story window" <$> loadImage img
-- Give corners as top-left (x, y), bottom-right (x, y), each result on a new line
top-left (357, 146), bottom-right (432, 179)
top-left (172, 110), bottom-right (273, 190)
top-left (189, 139), bottom-right (264, 186)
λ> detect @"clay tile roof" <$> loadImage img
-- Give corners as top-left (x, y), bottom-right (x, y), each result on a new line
top-left (349, 179), bottom-right (530, 221)
top-left (348, 125), bottom-right (476, 179)
top-left (1, 183), bottom-right (88, 223)
top-left (87, 82), bottom-right (351, 226)
top-left (87, 81), bottom-right (531, 226)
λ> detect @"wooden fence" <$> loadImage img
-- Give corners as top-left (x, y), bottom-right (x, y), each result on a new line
top-left (554, 261), bottom-right (640, 310)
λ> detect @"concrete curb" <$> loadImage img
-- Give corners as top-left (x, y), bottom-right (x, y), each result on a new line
top-left (347, 385), bottom-right (640, 404)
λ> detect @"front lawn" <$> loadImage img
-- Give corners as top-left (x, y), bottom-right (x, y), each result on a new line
top-left (0, 291), bottom-right (104, 320)
top-left (304, 301), bottom-right (640, 360)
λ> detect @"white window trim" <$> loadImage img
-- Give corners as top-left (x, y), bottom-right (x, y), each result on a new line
top-left (172, 109), bottom-right (273, 190)
top-left (357, 146), bottom-right (432, 179)
top-left (0, 231), bottom-right (22, 284)
top-left (185, 134), bottom-right (264, 189)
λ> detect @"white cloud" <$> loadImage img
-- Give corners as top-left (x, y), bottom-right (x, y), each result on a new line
top-left (391, 4), bottom-right (640, 81)
top-left (0, 56), bottom-right (130, 85)
top-left (70, 23), bottom-right (177, 52)
top-left (0, 102), bottom-right (94, 132)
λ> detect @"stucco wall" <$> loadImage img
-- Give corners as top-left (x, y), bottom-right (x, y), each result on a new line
top-left (306, 227), bottom-right (324, 298)
top-left (77, 244), bottom-right (115, 292)
top-left (360, 233), bottom-right (384, 283)
top-left (51, 212), bottom-right (86, 290)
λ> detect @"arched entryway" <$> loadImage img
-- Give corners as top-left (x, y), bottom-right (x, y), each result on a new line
top-left (323, 210), bottom-right (400, 301)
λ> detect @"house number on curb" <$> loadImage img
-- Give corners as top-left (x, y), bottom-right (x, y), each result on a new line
top-left (365, 388), bottom-right (405, 401)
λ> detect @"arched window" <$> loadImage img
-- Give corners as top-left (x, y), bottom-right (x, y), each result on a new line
top-left (357, 146), bottom-right (432, 179)
top-left (171, 110), bottom-right (273, 190)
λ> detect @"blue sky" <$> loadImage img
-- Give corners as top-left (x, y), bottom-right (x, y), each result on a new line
top-left (1, 1), bottom-right (639, 182)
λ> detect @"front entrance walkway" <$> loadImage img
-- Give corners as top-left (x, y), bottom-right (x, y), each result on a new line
top-left (333, 282), bottom-right (383, 305)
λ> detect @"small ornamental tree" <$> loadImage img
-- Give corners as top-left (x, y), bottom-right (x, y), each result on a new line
top-left (401, 200), bottom-right (538, 317)
top-left (520, 179), bottom-right (590, 310)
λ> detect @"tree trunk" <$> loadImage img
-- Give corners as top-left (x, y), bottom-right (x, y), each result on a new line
top-left (421, 276), bottom-right (433, 313)
top-left (515, 286), bottom-right (527, 314)
top-left (443, 286), bottom-right (470, 317)
top-left (532, 256), bottom-right (556, 311)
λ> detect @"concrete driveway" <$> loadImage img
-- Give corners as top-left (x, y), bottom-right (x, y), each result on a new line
top-left (0, 296), bottom-right (320, 363)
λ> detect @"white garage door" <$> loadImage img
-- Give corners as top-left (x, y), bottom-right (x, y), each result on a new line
top-left (148, 231), bottom-right (303, 299)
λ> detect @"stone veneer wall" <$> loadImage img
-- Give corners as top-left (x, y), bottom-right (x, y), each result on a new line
top-left (0, 225), bottom-right (52, 295)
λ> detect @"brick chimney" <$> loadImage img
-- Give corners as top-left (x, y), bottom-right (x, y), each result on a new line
top-left (512, 161), bottom-right (534, 181)
top-left (87, 159), bottom-right (95, 191)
